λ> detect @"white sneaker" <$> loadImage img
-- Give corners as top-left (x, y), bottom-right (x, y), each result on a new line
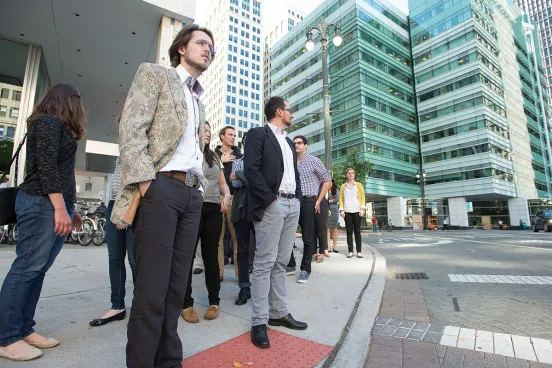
top-left (357, 253), bottom-right (363, 258)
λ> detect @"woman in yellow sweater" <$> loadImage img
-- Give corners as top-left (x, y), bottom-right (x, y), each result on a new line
top-left (339, 168), bottom-right (366, 258)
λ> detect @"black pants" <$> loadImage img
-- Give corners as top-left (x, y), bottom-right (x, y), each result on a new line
top-left (288, 197), bottom-right (315, 274)
top-left (314, 207), bottom-right (328, 254)
top-left (344, 212), bottom-right (362, 253)
top-left (234, 218), bottom-right (255, 288)
top-left (106, 200), bottom-right (136, 310)
top-left (183, 202), bottom-right (222, 308)
top-left (126, 174), bottom-right (202, 368)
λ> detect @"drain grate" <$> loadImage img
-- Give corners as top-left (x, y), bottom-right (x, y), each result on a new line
top-left (393, 272), bottom-right (429, 280)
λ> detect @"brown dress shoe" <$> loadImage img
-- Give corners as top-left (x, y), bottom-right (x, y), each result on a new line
top-left (204, 305), bottom-right (219, 320)
top-left (181, 307), bottom-right (199, 323)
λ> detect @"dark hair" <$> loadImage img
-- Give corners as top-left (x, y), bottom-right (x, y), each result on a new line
top-left (27, 83), bottom-right (87, 140)
top-left (264, 96), bottom-right (286, 121)
top-left (169, 24), bottom-right (215, 68)
top-left (331, 178), bottom-right (337, 196)
top-left (203, 122), bottom-right (219, 168)
top-left (219, 125), bottom-right (235, 141)
top-left (293, 135), bottom-right (308, 145)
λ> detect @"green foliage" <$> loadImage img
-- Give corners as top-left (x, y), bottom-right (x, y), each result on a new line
top-left (0, 139), bottom-right (14, 176)
top-left (332, 148), bottom-right (375, 187)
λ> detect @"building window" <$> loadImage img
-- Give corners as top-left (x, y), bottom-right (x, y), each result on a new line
top-left (10, 108), bottom-right (19, 119)
top-left (6, 127), bottom-right (15, 138)
top-left (85, 183), bottom-right (93, 191)
top-left (0, 105), bottom-right (6, 117)
top-left (0, 126), bottom-right (4, 135)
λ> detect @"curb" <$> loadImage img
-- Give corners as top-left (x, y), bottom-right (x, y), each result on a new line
top-left (325, 242), bottom-right (387, 368)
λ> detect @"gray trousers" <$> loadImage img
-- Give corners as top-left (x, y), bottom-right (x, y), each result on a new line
top-left (251, 197), bottom-right (300, 326)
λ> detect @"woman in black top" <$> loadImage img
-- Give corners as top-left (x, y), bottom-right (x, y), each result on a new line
top-left (0, 84), bottom-right (86, 362)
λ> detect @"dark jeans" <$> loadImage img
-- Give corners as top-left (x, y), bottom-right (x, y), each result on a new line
top-left (314, 207), bottom-right (328, 254)
top-left (126, 174), bottom-right (202, 368)
top-left (234, 218), bottom-right (255, 288)
top-left (345, 212), bottom-right (362, 253)
top-left (106, 200), bottom-right (136, 310)
top-left (184, 202), bottom-right (222, 308)
top-left (0, 191), bottom-right (74, 346)
top-left (288, 197), bottom-right (315, 274)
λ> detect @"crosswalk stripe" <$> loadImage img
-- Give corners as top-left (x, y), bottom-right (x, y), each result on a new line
top-left (448, 274), bottom-right (552, 285)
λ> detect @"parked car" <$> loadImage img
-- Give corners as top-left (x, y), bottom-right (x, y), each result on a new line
top-left (532, 210), bottom-right (552, 232)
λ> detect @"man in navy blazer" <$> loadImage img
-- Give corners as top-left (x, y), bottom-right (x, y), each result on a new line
top-left (244, 96), bottom-right (306, 348)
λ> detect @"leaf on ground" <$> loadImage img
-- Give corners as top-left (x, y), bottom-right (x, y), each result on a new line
top-left (233, 363), bottom-right (242, 368)
top-left (246, 363), bottom-right (253, 366)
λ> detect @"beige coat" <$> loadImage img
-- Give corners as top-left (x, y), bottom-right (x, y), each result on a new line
top-left (111, 63), bottom-right (206, 226)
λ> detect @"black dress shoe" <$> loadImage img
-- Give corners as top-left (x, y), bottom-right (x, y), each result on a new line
top-left (235, 287), bottom-right (251, 305)
top-left (193, 268), bottom-right (203, 274)
top-left (251, 325), bottom-right (270, 348)
top-left (89, 310), bottom-right (126, 327)
top-left (268, 313), bottom-right (307, 330)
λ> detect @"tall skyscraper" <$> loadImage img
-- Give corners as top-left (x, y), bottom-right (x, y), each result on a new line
top-left (200, 0), bottom-right (264, 147)
top-left (514, 0), bottom-right (552, 98)
top-left (269, 0), bottom-right (552, 228)
top-left (262, 1), bottom-right (306, 104)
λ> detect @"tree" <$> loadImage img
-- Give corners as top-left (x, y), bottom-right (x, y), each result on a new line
top-left (0, 138), bottom-right (14, 176)
top-left (332, 147), bottom-right (375, 187)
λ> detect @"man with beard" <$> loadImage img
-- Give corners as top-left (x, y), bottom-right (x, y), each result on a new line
top-left (111, 25), bottom-right (214, 367)
top-left (244, 96), bottom-right (307, 348)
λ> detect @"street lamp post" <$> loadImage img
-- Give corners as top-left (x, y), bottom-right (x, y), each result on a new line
top-left (416, 170), bottom-right (427, 230)
top-left (305, 20), bottom-right (343, 174)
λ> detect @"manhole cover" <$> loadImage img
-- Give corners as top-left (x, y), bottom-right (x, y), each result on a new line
top-left (393, 272), bottom-right (429, 280)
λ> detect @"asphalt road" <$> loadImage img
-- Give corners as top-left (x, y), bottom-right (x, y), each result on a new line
top-left (363, 230), bottom-right (552, 340)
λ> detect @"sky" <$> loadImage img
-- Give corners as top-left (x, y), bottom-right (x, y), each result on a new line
top-left (195, 0), bottom-right (409, 22)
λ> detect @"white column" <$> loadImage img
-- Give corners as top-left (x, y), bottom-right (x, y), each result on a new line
top-left (10, 44), bottom-right (42, 186)
top-left (387, 196), bottom-right (406, 227)
top-left (156, 16), bottom-right (183, 67)
top-left (508, 198), bottom-right (529, 227)
top-left (448, 197), bottom-right (468, 227)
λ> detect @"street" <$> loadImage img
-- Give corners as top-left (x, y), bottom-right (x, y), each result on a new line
top-left (364, 230), bottom-right (552, 341)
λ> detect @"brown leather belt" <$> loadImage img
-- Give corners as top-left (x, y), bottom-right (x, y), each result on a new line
top-left (160, 171), bottom-right (198, 186)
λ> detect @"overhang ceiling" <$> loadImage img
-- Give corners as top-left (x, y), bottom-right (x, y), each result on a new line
top-left (0, 0), bottom-right (194, 171)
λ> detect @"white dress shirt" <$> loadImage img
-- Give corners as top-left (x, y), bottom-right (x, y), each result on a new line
top-left (267, 123), bottom-right (296, 195)
top-left (343, 181), bottom-right (361, 213)
top-left (160, 65), bottom-right (203, 177)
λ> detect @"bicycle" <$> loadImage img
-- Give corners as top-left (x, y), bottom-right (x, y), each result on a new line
top-left (92, 213), bottom-right (107, 246)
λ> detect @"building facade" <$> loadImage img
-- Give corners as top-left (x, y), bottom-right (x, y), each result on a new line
top-left (262, 1), bottom-right (306, 104)
top-left (513, 0), bottom-right (552, 98)
top-left (269, 0), bottom-right (552, 228)
top-left (0, 83), bottom-right (22, 140)
top-left (200, 0), bottom-right (264, 147)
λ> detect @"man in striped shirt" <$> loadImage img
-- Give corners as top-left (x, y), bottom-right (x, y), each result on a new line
top-left (287, 136), bottom-right (331, 284)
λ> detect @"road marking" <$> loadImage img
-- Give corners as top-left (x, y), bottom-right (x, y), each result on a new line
top-left (393, 240), bottom-right (453, 248)
top-left (448, 274), bottom-right (552, 284)
top-left (457, 239), bottom-right (552, 251)
top-left (466, 247), bottom-right (475, 252)
top-left (439, 326), bottom-right (552, 363)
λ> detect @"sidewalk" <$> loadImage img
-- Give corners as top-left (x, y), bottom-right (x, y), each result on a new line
top-left (0, 236), bottom-right (384, 368)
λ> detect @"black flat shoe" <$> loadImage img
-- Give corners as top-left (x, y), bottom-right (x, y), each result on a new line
top-left (268, 313), bottom-right (308, 330)
top-left (193, 268), bottom-right (203, 275)
top-left (235, 287), bottom-right (251, 305)
top-left (332, 249), bottom-right (339, 253)
top-left (89, 310), bottom-right (126, 327)
top-left (251, 325), bottom-right (270, 348)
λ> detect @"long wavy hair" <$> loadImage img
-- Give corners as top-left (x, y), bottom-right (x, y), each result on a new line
top-left (27, 84), bottom-right (87, 140)
top-left (204, 122), bottom-right (220, 168)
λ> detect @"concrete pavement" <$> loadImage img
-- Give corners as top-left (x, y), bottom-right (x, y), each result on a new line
top-left (0, 235), bottom-right (384, 368)
top-left (364, 230), bottom-right (552, 367)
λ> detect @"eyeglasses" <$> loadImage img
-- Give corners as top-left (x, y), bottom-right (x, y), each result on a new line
top-left (279, 107), bottom-right (292, 113)
top-left (196, 40), bottom-right (216, 57)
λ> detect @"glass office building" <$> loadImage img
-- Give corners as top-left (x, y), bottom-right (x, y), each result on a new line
top-left (269, 0), bottom-right (552, 228)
